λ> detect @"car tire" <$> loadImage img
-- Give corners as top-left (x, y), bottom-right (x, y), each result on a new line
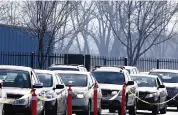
top-left (160, 104), bottom-right (167, 114)
top-left (152, 105), bottom-right (159, 114)
top-left (109, 109), bottom-right (116, 113)
top-left (128, 100), bottom-right (137, 115)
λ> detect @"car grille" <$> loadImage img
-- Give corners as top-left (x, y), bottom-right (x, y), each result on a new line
top-left (139, 92), bottom-right (149, 99)
top-left (6, 94), bottom-right (23, 99)
top-left (101, 89), bottom-right (112, 96)
top-left (166, 87), bottom-right (175, 94)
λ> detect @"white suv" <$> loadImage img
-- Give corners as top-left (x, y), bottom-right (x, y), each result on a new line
top-left (47, 64), bottom-right (88, 72)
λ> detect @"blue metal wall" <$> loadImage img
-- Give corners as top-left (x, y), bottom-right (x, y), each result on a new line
top-left (0, 24), bottom-right (38, 53)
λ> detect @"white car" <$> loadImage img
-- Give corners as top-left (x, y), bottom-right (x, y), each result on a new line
top-left (55, 71), bottom-right (102, 115)
top-left (47, 64), bottom-right (88, 72)
top-left (123, 66), bottom-right (139, 75)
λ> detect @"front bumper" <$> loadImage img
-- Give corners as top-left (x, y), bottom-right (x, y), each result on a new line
top-left (167, 96), bottom-right (178, 107)
top-left (137, 97), bottom-right (157, 110)
top-left (101, 96), bottom-right (122, 109)
top-left (72, 98), bottom-right (89, 112)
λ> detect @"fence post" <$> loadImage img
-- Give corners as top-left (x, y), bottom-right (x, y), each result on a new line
top-left (30, 52), bottom-right (34, 68)
top-left (85, 55), bottom-right (91, 71)
top-left (48, 56), bottom-right (51, 67)
top-left (64, 54), bottom-right (68, 65)
top-left (124, 57), bottom-right (128, 66)
top-left (103, 58), bottom-right (106, 65)
top-left (157, 59), bottom-right (159, 69)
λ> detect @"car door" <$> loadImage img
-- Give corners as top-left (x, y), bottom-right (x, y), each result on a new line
top-left (56, 74), bottom-right (67, 113)
top-left (157, 77), bottom-right (167, 108)
top-left (53, 74), bottom-right (63, 114)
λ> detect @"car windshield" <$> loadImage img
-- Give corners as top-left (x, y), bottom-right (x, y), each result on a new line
top-left (0, 70), bottom-right (30, 88)
top-left (91, 72), bottom-right (125, 85)
top-left (36, 73), bottom-right (53, 87)
top-left (150, 72), bottom-right (178, 83)
top-left (132, 76), bottom-right (157, 87)
top-left (48, 67), bottom-right (79, 71)
top-left (59, 73), bottom-right (87, 87)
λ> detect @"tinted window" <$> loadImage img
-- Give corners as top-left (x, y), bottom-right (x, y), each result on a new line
top-left (0, 70), bottom-right (31, 88)
top-left (36, 73), bottom-right (53, 87)
top-left (150, 72), bottom-right (178, 83)
top-left (132, 76), bottom-right (156, 87)
top-left (91, 72), bottom-right (125, 85)
top-left (48, 67), bottom-right (79, 71)
top-left (59, 73), bottom-right (87, 87)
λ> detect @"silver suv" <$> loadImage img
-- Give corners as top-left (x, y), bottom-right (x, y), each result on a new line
top-left (91, 66), bottom-right (138, 115)
top-left (55, 71), bottom-right (102, 115)
top-left (47, 64), bottom-right (88, 72)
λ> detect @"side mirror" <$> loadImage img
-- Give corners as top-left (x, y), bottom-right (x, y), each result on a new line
top-left (33, 83), bottom-right (43, 88)
top-left (127, 81), bottom-right (134, 86)
top-left (56, 84), bottom-right (65, 89)
top-left (159, 85), bottom-right (165, 88)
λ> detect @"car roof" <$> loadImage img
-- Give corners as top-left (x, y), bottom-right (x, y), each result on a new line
top-left (123, 66), bottom-right (137, 69)
top-left (131, 74), bottom-right (158, 79)
top-left (92, 67), bottom-right (124, 72)
top-left (34, 69), bottom-right (55, 75)
top-left (151, 69), bottom-right (178, 73)
top-left (49, 64), bottom-right (84, 68)
top-left (0, 65), bottom-right (32, 72)
top-left (54, 70), bottom-right (89, 75)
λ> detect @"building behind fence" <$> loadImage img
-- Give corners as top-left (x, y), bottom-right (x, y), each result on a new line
top-left (0, 52), bottom-right (178, 72)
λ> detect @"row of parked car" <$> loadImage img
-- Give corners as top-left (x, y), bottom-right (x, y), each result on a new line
top-left (0, 64), bottom-right (177, 115)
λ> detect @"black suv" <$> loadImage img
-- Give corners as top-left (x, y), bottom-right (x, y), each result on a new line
top-left (35, 69), bottom-right (68, 115)
top-left (47, 64), bottom-right (88, 72)
top-left (149, 69), bottom-right (178, 111)
top-left (0, 65), bottom-right (45, 115)
top-left (91, 66), bottom-right (138, 115)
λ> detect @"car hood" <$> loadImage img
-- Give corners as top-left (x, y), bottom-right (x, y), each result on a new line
top-left (99, 83), bottom-right (123, 90)
top-left (2, 87), bottom-right (32, 96)
top-left (164, 83), bottom-right (178, 88)
top-left (138, 87), bottom-right (157, 93)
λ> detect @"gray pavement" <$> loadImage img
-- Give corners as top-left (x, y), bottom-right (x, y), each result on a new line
top-left (101, 107), bottom-right (178, 115)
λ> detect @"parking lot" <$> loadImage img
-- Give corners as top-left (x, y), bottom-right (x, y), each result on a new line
top-left (101, 108), bottom-right (178, 115)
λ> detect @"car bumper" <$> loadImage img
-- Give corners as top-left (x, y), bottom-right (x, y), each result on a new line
top-left (167, 97), bottom-right (178, 107)
top-left (72, 98), bottom-right (89, 112)
top-left (101, 96), bottom-right (122, 109)
top-left (137, 97), bottom-right (157, 110)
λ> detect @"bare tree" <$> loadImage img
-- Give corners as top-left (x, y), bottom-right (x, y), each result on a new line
top-left (103, 1), bottom-right (178, 65)
top-left (22, 1), bottom-right (75, 68)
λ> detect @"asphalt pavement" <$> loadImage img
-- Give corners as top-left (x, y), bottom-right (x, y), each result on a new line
top-left (101, 107), bottom-right (178, 115)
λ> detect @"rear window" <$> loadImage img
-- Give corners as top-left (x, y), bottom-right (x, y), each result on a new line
top-left (36, 73), bottom-right (53, 87)
top-left (59, 73), bottom-right (87, 87)
top-left (48, 67), bottom-right (79, 71)
top-left (91, 72), bottom-right (125, 85)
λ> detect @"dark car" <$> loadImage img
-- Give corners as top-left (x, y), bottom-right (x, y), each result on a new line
top-left (56, 71), bottom-right (102, 115)
top-left (149, 69), bottom-right (178, 110)
top-left (0, 65), bottom-right (45, 115)
top-left (35, 69), bottom-right (68, 115)
top-left (131, 74), bottom-right (167, 114)
top-left (91, 66), bottom-right (138, 115)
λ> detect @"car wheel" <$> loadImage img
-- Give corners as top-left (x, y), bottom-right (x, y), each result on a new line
top-left (129, 100), bottom-right (137, 115)
top-left (152, 105), bottom-right (159, 114)
top-left (109, 109), bottom-right (116, 113)
top-left (160, 104), bottom-right (167, 114)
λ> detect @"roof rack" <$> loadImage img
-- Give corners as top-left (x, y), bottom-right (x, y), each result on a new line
top-left (92, 65), bottom-right (125, 71)
top-left (50, 64), bottom-right (84, 67)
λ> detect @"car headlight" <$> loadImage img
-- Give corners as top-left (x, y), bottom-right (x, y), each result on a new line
top-left (76, 94), bottom-right (85, 99)
top-left (145, 92), bottom-right (158, 98)
top-left (111, 91), bottom-right (119, 96)
top-left (12, 97), bottom-right (29, 105)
